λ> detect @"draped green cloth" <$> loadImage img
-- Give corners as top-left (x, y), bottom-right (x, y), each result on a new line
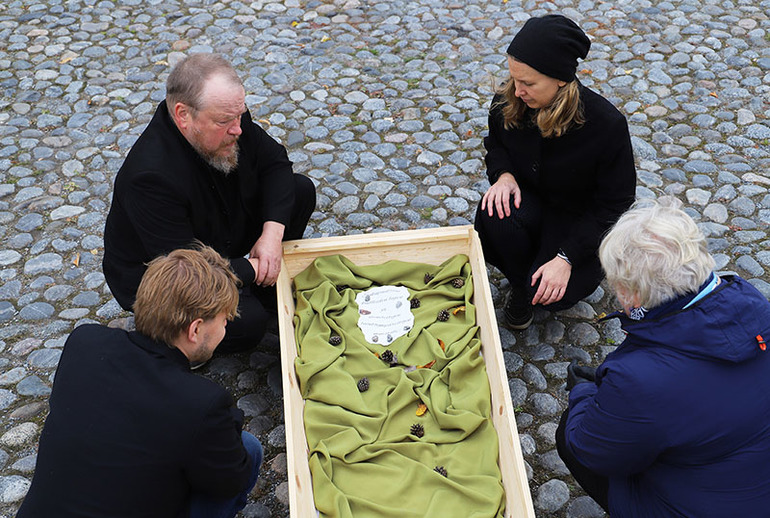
top-left (293, 254), bottom-right (506, 518)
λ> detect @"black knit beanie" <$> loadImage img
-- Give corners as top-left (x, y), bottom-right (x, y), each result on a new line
top-left (506, 14), bottom-right (590, 82)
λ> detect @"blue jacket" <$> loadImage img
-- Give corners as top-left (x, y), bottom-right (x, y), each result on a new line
top-left (564, 275), bottom-right (770, 517)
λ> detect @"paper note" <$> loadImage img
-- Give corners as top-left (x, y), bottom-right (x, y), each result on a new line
top-left (355, 285), bottom-right (414, 345)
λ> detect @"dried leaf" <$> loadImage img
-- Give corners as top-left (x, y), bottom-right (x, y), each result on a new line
top-left (291, 21), bottom-right (299, 27)
top-left (438, 339), bottom-right (445, 351)
top-left (73, 253), bottom-right (80, 267)
top-left (418, 360), bottom-right (436, 369)
top-left (709, 92), bottom-right (718, 98)
top-left (452, 306), bottom-right (466, 315)
top-left (321, 35), bottom-right (331, 42)
top-left (374, 352), bottom-right (380, 358)
top-left (416, 403), bottom-right (428, 416)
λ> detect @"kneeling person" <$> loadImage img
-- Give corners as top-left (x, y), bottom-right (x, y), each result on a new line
top-left (557, 198), bottom-right (770, 516)
top-left (103, 52), bottom-right (316, 353)
top-left (18, 246), bottom-right (262, 518)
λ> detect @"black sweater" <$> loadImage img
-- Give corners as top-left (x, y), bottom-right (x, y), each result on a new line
top-left (484, 84), bottom-right (637, 267)
top-left (103, 101), bottom-right (295, 310)
top-left (17, 325), bottom-right (250, 518)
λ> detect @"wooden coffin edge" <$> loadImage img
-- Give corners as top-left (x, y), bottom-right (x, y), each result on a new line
top-left (277, 225), bottom-right (535, 518)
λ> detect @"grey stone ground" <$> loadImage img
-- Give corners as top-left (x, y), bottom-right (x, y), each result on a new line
top-left (1, 0), bottom-right (769, 516)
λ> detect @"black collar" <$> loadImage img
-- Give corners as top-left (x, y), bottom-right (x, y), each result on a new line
top-left (127, 330), bottom-right (190, 370)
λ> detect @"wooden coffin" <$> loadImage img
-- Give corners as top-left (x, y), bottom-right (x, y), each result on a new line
top-left (277, 225), bottom-right (535, 517)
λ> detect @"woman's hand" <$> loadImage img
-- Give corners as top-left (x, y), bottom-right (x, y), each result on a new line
top-left (531, 255), bottom-right (572, 305)
top-left (481, 172), bottom-right (521, 219)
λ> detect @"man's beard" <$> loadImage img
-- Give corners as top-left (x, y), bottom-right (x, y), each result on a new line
top-left (191, 136), bottom-right (240, 175)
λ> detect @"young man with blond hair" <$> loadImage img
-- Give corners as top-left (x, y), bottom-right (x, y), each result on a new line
top-left (18, 246), bottom-right (262, 518)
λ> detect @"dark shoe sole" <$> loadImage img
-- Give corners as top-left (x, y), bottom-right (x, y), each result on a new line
top-left (505, 310), bottom-right (534, 330)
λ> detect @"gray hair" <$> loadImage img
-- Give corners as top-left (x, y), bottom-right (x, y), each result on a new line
top-left (165, 53), bottom-right (242, 113)
top-left (599, 196), bottom-right (715, 309)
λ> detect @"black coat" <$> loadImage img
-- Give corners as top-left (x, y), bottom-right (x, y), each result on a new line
top-left (484, 84), bottom-right (636, 268)
top-left (103, 102), bottom-right (295, 310)
top-left (16, 324), bottom-right (251, 518)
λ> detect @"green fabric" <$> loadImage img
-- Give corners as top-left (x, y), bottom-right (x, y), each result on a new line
top-left (293, 254), bottom-right (505, 518)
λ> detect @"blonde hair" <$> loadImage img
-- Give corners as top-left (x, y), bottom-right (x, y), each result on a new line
top-left (134, 244), bottom-right (240, 346)
top-left (495, 78), bottom-right (584, 138)
top-left (599, 197), bottom-right (715, 309)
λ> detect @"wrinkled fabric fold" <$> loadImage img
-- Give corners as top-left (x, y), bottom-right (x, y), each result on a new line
top-left (294, 254), bottom-right (505, 518)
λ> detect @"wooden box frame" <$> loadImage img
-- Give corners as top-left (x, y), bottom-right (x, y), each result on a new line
top-left (277, 226), bottom-right (535, 517)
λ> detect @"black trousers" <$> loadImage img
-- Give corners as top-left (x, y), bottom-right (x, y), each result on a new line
top-left (556, 408), bottom-right (610, 512)
top-left (474, 193), bottom-right (603, 311)
top-left (218, 174), bottom-right (316, 353)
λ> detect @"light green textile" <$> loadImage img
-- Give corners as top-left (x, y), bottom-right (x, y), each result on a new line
top-left (293, 254), bottom-right (506, 518)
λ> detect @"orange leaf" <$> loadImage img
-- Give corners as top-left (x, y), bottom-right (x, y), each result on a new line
top-left (438, 339), bottom-right (445, 351)
top-left (73, 253), bottom-right (80, 267)
top-left (709, 92), bottom-right (718, 98)
top-left (374, 352), bottom-right (380, 358)
top-left (418, 360), bottom-right (436, 369)
top-left (416, 403), bottom-right (428, 416)
top-left (452, 306), bottom-right (466, 315)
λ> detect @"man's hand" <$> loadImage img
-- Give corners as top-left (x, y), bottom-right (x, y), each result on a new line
top-left (531, 255), bottom-right (572, 306)
top-left (566, 360), bottom-right (596, 391)
top-left (249, 221), bottom-right (285, 286)
top-left (480, 172), bottom-right (521, 219)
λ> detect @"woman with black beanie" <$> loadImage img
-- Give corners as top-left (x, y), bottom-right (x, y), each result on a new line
top-left (475, 14), bottom-right (637, 329)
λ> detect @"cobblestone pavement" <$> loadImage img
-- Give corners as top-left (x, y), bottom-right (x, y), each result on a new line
top-left (1, 0), bottom-right (769, 516)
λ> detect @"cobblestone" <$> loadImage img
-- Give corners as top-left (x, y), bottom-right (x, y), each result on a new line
top-left (0, 1), bottom-right (768, 516)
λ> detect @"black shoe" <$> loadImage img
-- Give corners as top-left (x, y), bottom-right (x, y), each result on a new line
top-left (504, 289), bottom-right (533, 330)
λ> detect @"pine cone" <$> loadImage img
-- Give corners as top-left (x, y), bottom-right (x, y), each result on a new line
top-left (329, 335), bottom-right (342, 346)
top-left (424, 272), bottom-right (434, 283)
top-left (437, 309), bottom-right (450, 322)
top-left (410, 423), bottom-right (425, 438)
top-left (357, 377), bottom-right (369, 392)
top-left (434, 466), bottom-right (448, 477)
top-left (451, 278), bottom-right (465, 289)
top-left (380, 349), bottom-right (394, 364)
top-left (410, 297), bottom-right (421, 309)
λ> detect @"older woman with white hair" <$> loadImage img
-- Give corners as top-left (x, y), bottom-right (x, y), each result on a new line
top-left (556, 197), bottom-right (770, 516)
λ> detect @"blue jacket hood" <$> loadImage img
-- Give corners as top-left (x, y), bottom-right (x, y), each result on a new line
top-left (614, 275), bottom-right (770, 364)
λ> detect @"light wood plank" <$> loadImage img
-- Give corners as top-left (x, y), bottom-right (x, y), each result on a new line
top-left (281, 226), bottom-right (473, 278)
top-left (276, 268), bottom-right (315, 517)
top-left (469, 232), bottom-right (536, 518)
